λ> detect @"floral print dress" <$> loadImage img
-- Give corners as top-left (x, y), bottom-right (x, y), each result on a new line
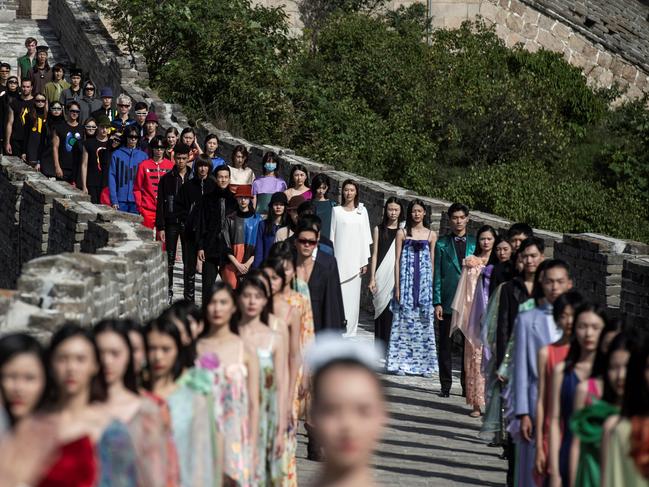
top-left (386, 233), bottom-right (439, 376)
top-left (255, 334), bottom-right (281, 485)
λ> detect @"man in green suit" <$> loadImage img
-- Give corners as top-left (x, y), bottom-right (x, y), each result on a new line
top-left (433, 203), bottom-right (476, 397)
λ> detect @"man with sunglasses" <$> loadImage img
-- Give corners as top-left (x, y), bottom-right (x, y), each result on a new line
top-left (60, 68), bottom-right (83, 109)
top-left (44, 64), bottom-right (70, 105)
top-left (5, 78), bottom-right (34, 157)
top-left (79, 81), bottom-right (101, 123)
top-left (197, 165), bottom-right (238, 306)
top-left (23, 94), bottom-right (49, 168)
top-left (111, 94), bottom-right (135, 132)
top-left (133, 135), bottom-right (174, 229)
top-left (108, 126), bottom-right (147, 213)
top-left (52, 101), bottom-right (83, 183)
top-left (133, 101), bottom-right (148, 137)
top-left (294, 218), bottom-right (345, 334)
top-left (0, 63), bottom-right (11, 88)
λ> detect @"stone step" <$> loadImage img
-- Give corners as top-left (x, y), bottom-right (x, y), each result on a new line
top-left (0, 19), bottom-right (70, 75)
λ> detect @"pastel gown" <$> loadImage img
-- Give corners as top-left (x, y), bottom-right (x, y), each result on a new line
top-left (255, 333), bottom-right (281, 486)
top-left (284, 280), bottom-right (315, 487)
top-left (206, 344), bottom-right (252, 487)
top-left (604, 418), bottom-right (649, 487)
top-left (330, 204), bottom-right (372, 337)
top-left (127, 397), bottom-right (179, 487)
top-left (452, 261), bottom-right (489, 410)
top-left (386, 232), bottom-right (438, 376)
top-left (167, 367), bottom-right (222, 487)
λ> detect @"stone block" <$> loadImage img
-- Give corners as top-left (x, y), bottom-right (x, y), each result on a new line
top-left (505, 12), bottom-right (524, 33)
top-left (536, 28), bottom-right (566, 53)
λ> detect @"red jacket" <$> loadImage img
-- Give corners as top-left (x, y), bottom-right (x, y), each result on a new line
top-left (133, 158), bottom-right (174, 213)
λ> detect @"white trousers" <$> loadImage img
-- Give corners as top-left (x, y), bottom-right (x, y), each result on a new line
top-left (341, 274), bottom-right (361, 337)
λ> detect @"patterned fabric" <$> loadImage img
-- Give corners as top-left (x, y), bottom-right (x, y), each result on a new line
top-left (168, 368), bottom-right (222, 487)
top-left (605, 418), bottom-right (649, 487)
top-left (201, 349), bottom-right (252, 486)
top-left (386, 238), bottom-right (438, 376)
top-left (255, 338), bottom-right (282, 485)
top-left (127, 396), bottom-right (179, 487)
top-left (141, 392), bottom-right (181, 487)
top-left (221, 212), bottom-right (262, 288)
top-left (97, 420), bottom-right (139, 487)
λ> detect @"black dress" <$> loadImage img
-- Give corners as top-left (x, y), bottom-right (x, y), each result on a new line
top-left (83, 138), bottom-right (109, 203)
top-left (374, 226), bottom-right (398, 345)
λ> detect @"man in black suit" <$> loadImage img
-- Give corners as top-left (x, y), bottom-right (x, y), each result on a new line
top-left (294, 218), bottom-right (345, 334)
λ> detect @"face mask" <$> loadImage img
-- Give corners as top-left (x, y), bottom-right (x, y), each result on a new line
top-left (264, 162), bottom-right (277, 172)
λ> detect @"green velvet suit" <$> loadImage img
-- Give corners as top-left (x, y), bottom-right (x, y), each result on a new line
top-left (433, 234), bottom-right (477, 314)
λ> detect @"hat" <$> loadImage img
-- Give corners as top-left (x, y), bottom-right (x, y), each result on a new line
top-left (270, 192), bottom-right (288, 206)
top-left (100, 87), bottom-right (113, 98)
top-left (145, 112), bottom-right (158, 123)
top-left (149, 135), bottom-right (165, 149)
top-left (287, 195), bottom-right (306, 210)
top-left (96, 115), bottom-right (111, 128)
top-left (70, 68), bottom-right (82, 78)
top-left (36, 45), bottom-right (49, 53)
top-left (233, 185), bottom-right (253, 198)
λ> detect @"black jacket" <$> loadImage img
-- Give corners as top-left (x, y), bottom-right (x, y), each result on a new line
top-left (155, 166), bottom-right (190, 229)
top-left (496, 276), bottom-right (531, 367)
top-left (197, 186), bottom-right (238, 260)
top-left (307, 251), bottom-right (345, 333)
top-left (176, 175), bottom-right (216, 239)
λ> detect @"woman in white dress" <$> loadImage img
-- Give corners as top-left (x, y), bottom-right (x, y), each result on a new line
top-left (330, 179), bottom-right (373, 337)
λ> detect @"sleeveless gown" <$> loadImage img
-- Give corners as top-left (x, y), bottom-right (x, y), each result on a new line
top-left (386, 235), bottom-right (438, 376)
top-left (559, 369), bottom-right (580, 485)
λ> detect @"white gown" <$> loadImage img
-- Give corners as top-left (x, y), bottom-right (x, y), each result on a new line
top-left (330, 204), bottom-right (373, 337)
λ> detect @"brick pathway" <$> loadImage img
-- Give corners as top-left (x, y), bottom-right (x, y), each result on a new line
top-left (0, 20), bottom-right (70, 73)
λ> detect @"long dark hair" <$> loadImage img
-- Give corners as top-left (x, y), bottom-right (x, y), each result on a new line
top-left (379, 197), bottom-right (403, 239)
top-left (564, 302), bottom-right (616, 373)
top-left (474, 225), bottom-right (498, 266)
top-left (289, 164), bottom-right (310, 189)
top-left (48, 323), bottom-right (108, 404)
top-left (340, 179), bottom-right (360, 207)
top-left (599, 332), bottom-right (633, 404)
top-left (231, 144), bottom-right (248, 168)
top-left (405, 199), bottom-right (430, 237)
top-left (93, 319), bottom-right (138, 394)
top-left (621, 337), bottom-right (649, 417)
top-left (311, 173), bottom-right (331, 197)
top-left (0, 333), bottom-right (50, 426)
top-left (143, 317), bottom-right (186, 390)
top-left (201, 281), bottom-right (238, 336)
top-left (236, 270), bottom-right (271, 326)
top-left (261, 256), bottom-right (287, 293)
top-left (265, 195), bottom-right (288, 237)
top-left (262, 151), bottom-right (279, 175)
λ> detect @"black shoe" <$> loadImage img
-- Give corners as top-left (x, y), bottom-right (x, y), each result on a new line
top-left (438, 390), bottom-right (450, 398)
top-left (168, 290), bottom-right (173, 305)
top-left (461, 389), bottom-right (466, 398)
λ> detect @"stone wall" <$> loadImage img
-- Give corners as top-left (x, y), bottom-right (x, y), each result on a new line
top-left (0, 0), bottom-right (18, 20)
top-left (621, 257), bottom-right (649, 333)
top-left (0, 156), bottom-right (167, 334)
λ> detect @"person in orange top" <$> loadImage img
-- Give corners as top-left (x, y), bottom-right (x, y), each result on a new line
top-left (133, 135), bottom-right (174, 230)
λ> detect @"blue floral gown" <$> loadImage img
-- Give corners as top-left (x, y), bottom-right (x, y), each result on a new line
top-left (386, 233), bottom-right (438, 376)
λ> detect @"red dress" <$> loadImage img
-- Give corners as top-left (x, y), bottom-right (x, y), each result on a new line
top-left (38, 436), bottom-right (97, 487)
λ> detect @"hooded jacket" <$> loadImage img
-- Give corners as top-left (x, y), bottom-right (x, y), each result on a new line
top-left (79, 95), bottom-right (102, 124)
top-left (108, 146), bottom-right (148, 205)
top-left (176, 174), bottom-right (216, 239)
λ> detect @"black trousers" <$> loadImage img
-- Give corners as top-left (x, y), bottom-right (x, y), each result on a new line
top-left (183, 234), bottom-right (198, 302)
top-left (201, 257), bottom-right (222, 307)
top-left (87, 186), bottom-right (102, 204)
top-left (437, 313), bottom-right (466, 393)
top-left (374, 306), bottom-right (393, 347)
top-left (165, 223), bottom-right (192, 299)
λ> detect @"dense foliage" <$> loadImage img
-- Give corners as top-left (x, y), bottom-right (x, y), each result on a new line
top-left (98, 1), bottom-right (649, 242)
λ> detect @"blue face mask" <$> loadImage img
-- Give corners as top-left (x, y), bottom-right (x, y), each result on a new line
top-left (264, 162), bottom-right (277, 173)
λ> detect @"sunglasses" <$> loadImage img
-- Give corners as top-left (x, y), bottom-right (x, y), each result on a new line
top-left (85, 86), bottom-right (95, 90)
top-left (134, 111), bottom-right (147, 116)
top-left (127, 135), bottom-right (139, 139)
top-left (8, 80), bottom-right (18, 84)
top-left (85, 125), bottom-right (97, 129)
top-left (297, 238), bottom-right (318, 246)
top-left (68, 109), bottom-right (80, 114)
top-left (152, 146), bottom-right (165, 150)
top-left (50, 107), bottom-right (62, 111)
top-left (118, 104), bottom-right (130, 108)
top-left (35, 99), bottom-right (46, 103)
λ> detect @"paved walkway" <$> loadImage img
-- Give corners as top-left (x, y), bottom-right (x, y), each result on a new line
top-left (0, 20), bottom-right (70, 73)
